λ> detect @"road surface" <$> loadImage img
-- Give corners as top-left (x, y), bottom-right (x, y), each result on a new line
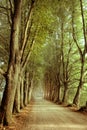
top-left (11, 99), bottom-right (87, 130)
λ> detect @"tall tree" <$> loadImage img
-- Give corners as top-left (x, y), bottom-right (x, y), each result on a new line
top-left (71, 0), bottom-right (86, 106)
top-left (0, 0), bottom-right (22, 125)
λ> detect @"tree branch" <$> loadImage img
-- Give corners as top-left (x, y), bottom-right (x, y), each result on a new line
top-left (71, 10), bottom-right (83, 57)
top-left (8, 0), bottom-right (14, 21)
top-left (79, 0), bottom-right (87, 53)
top-left (22, 27), bottom-right (38, 70)
top-left (0, 5), bottom-right (10, 10)
top-left (0, 1), bottom-right (13, 26)
top-left (22, 36), bottom-right (35, 70)
top-left (21, 20), bottom-right (33, 62)
top-left (8, 0), bottom-right (13, 10)
top-left (21, 1), bottom-right (35, 57)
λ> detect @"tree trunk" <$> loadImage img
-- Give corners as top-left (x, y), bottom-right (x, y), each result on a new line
top-left (20, 77), bottom-right (24, 108)
top-left (73, 67), bottom-right (84, 106)
top-left (57, 85), bottom-right (61, 103)
top-left (73, 54), bottom-right (85, 106)
top-left (53, 87), bottom-right (57, 102)
top-left (73, 85), bottom-right (81, 106)
top-left (29, 79), bottom-right (34, 101)
top-left (24, 71), bottom-right (29, 106)
top-left (56, 75), bottom-right (61, 103)
top-left (0, 64), bottom-right (20, 125)
top-left (0, 0), bottom-right (22, 125)
top-left (28, 87), bottom-right (33, 102)
top-left (13, 77), bottom-right (21, 113)
top-left (27, 81), bottom-right (31, 104)
top-left (62, 83), bottom-right (68, 103)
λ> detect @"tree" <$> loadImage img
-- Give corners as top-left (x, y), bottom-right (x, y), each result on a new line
top-left (71, 0), bottom-right (86, 106)
top-left (0, 0), bottom-right (36, 125)
top-left (0, 0), bottom-right (22, 125)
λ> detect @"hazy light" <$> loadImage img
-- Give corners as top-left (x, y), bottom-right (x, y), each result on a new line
top-left (0, 62), bottom-right (4, 66)
top-left (80, 38), bottom-right (85, 45)
top-left (85, 53), bottom-right (87, 58)
top-left (32, 85), bottom-right (44, 100)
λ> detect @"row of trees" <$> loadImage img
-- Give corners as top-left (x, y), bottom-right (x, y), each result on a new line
top-left (0, 0), bottom-right (36, 125)
top-left (0, 0), bottom-right (54, 125)
top-left (43, 0), bottom-right (87, 107)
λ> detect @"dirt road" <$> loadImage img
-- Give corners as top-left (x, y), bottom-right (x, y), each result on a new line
top-left (6, 99), bottom-right (87, 130)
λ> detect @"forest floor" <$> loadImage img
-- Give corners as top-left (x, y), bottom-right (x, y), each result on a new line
top-left (1, 99), bottom-right (87, 130)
